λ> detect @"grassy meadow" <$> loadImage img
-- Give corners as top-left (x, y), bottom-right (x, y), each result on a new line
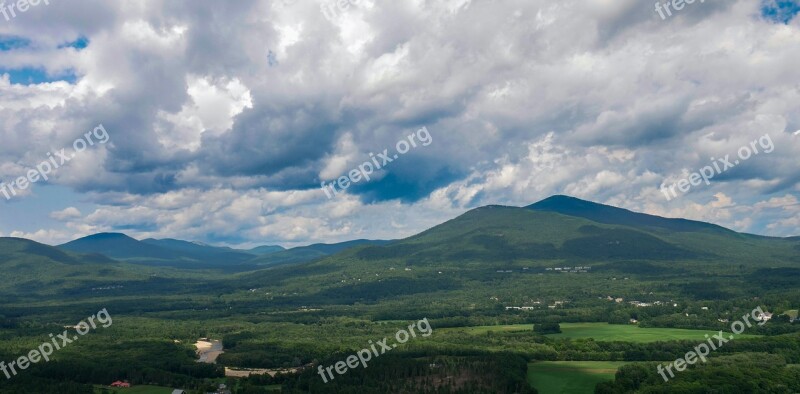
top-left (527, 361), bottom-right (629, 393)
top-left (443, 322), bottom-right (760, 342)
top-left (551, 323), bottom-right (760, 342)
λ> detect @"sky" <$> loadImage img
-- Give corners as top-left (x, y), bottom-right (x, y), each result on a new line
top-left (0, 0), bottom-right (798, 248)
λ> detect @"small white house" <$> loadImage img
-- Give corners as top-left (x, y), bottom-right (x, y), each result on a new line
top-left (756, 311), bottom-right (773, 322)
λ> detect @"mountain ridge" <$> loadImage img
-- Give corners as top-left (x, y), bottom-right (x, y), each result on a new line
top-left (246, 239), bottom-right (393, 267)
top-left (527, 195), bottom-right (736, 234)
top-left (13, 195), bottom-right (796, 274)
top-left (54, 232), bottom-right (391, 270)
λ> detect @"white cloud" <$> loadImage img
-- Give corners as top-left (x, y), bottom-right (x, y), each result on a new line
top-left (50, 206), bottom-right (82, 221)
top-left (0, 0), bottom-right (798, 244)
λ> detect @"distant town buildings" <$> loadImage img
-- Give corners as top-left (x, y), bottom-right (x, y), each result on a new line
top-left (505, 306), bottom-right (537, 311)
top-left (548, 266), bottom-right (592, 273)
top-left (92, 285), bottom-right (124, 291)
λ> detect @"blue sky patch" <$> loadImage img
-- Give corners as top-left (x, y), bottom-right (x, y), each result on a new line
top-left (0, 184), bottom-right (95, 238)
top-left (1, 67), bottom-right (78, 84)
top-left (58, 36), bottom-right (89, 50)
top-left (0, 35), bottom-right (31, 51)
top-left (762, 0), bottom-right (800, 23)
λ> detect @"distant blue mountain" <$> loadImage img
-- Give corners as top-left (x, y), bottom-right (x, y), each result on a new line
top-left (59, 233), bottom-right (180, 260)
top-left (246, 245), bottom-right (286, 255)
top-left (247, 239), bottom-right (392, 267)
top-left (57, 233), bottom-right (390, 270)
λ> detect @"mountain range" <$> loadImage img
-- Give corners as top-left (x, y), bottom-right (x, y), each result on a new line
top-left (348, 195), bottom-right (796, 265)
top-left (57, 231), bottom-right (389, 270)
top-left (1, 195), bottom-right (797, 299)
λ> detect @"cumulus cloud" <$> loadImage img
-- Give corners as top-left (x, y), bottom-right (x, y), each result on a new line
top-left (0, 0), bottom-right (798, 245)
top-left (50, 206), bottom-right (82, 221)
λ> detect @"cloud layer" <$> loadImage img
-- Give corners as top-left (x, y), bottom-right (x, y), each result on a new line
top-left (0, 0), bottom-right (798, 246)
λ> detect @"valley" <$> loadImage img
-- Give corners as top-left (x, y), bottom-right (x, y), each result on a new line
top-left (1, 196), bottom-right (799, 393)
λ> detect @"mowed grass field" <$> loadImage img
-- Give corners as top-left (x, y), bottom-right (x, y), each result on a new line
top-left (527, 361), bottom-right (628, 394)
top-left (551, 323), bottom-right (759, 342)
top-left (446, 322), bottom-right (759, 342)
top-left (448, 324), bottom-right (534, 334)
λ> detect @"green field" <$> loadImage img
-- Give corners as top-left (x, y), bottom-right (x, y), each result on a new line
top-left (443, 324), bottom-right (534, 334)
top-left (528, 361), bottom-right (628, 394)
top-left (446, 322), bottom-right (759, 342)
top-left (552, 323), bottom-right (759, 342)
top-left (94, 385), bottom-right (176, 394)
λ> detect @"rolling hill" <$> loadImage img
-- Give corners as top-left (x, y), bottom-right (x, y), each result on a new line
top-left (351, 205), bottom-right (705, 264)
top-left (345, 196), bottom-right (798, 267)
top-left (246, 245), bottom-right (286, 255)
top-left (141, 238), bottom-right (257, 263)
top-left (0, 237), bottom-right (142, 298)
top-left (56, 233), bottom-right (390, 270)
top-left (527, 195), bottom-right (734, 234)
top-left (247, 239), bottom-right (392, 267)
top-left (59, 233), bottom-right (180, 260)
top-left (225, 196), bottom-right (798, 306)
top-left (231, 196), bottom-right (798, 295)
top-left (58, 233), bottom-right (259, 270)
